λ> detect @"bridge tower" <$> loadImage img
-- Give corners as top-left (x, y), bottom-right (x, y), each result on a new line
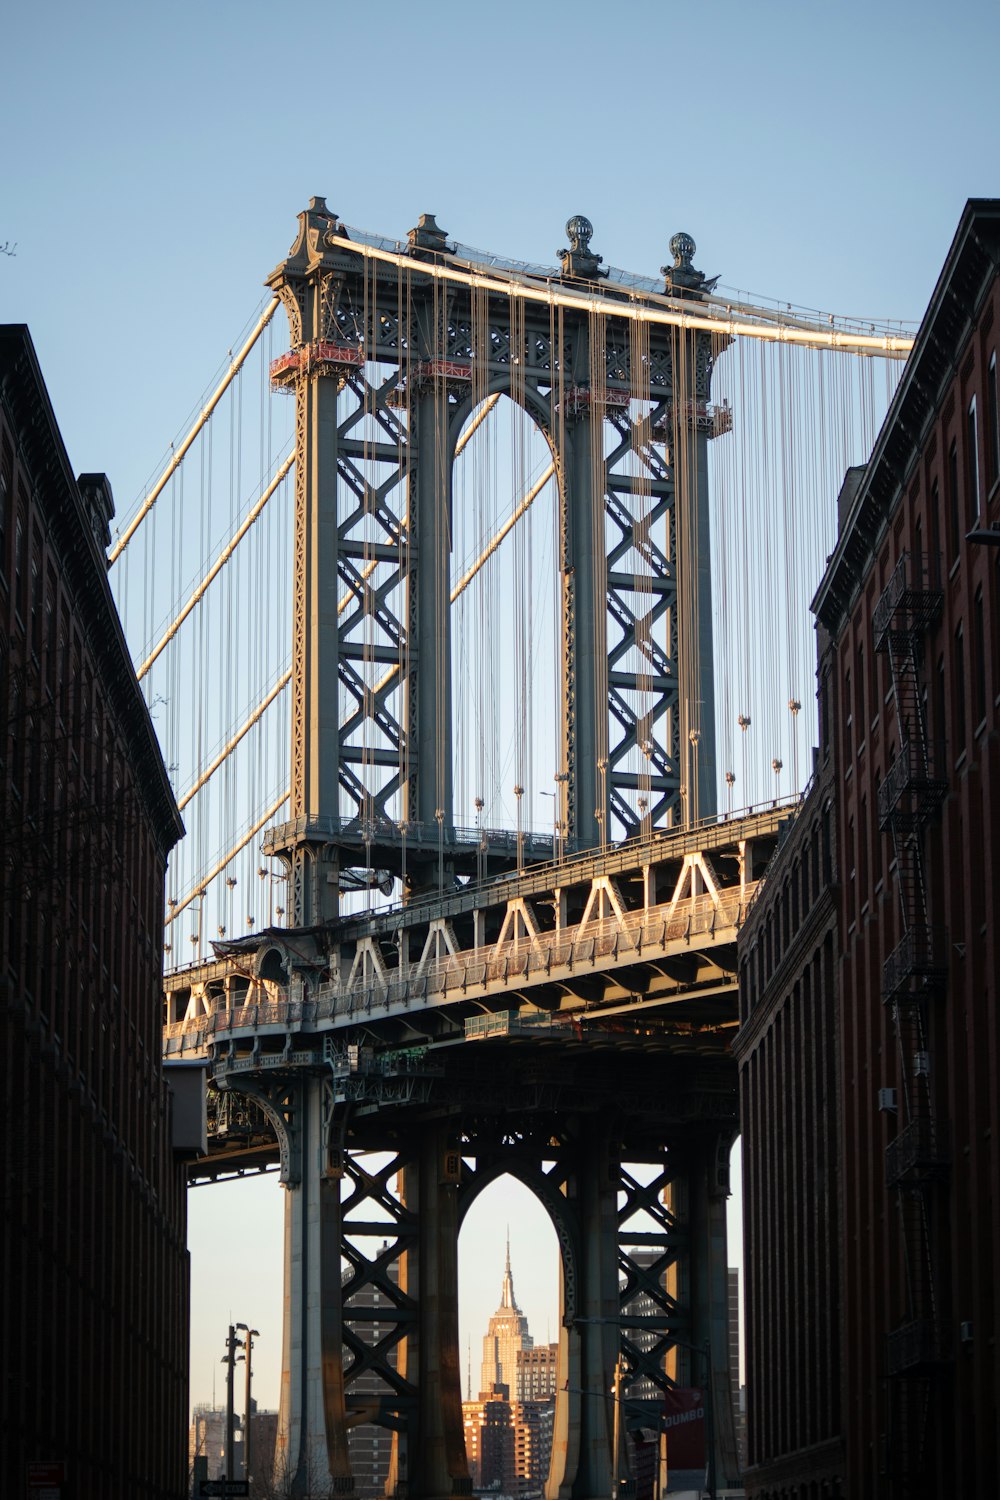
top-left (231, 199), bottom-right (736, 1498)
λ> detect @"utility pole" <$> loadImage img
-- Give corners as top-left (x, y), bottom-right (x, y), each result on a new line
top-left (222, 1324), bottom-right (245, 1481)
top-left (237, 1323), bottom-right (260, 1481)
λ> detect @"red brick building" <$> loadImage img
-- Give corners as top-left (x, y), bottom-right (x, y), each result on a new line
top-left (0, 327), bottom-right (189, 1496)
top-left (735, 763), bottom-right (843, 1496)
top-left (737, 199), bottom-right (1000, 1499)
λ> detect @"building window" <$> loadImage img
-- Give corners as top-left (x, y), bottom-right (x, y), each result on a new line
top-left (988, 351), bottom-right (999, 489)
top-left (929, 480), bottom-right (941, 586)
top-left (955, 622), bottom-right (966, 757)
top-left (14, 513), bottom-right (24, 616)
top-left (968, 397), bottom-right (981, 524)
top-left (949, 439), bottom-right (961, 563)
top-left (30, 550), bottom-right (41, 655)
top-left (914, 515), bottom-right (924, 588)
top-left (856, 642), bottom-right (866, 741)
top-left (974, 586), bottom-right (986, 727)
top-left (843, 668), bottom-right (852, 761)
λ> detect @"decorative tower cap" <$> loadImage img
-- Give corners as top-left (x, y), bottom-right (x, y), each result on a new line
top-left (408, 212), bottom-right (452, 256)
top-left (661, 231), bottom-right (719, 299)
top-left (267, 197), bottom-right (346, 287)
top-left (559, 215), bottom-right (606, 281)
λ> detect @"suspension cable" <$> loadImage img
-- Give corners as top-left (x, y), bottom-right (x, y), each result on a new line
top-left (178, 671), bottom-right (291, 811)
top-left (110, 298), bottom-right (280, 565)
top-left (137, 452), bottom-right (294, 680)
top-left (165, 792), bottom-right (289, 926)
top-left (321, 233), bottom-right (914, 358)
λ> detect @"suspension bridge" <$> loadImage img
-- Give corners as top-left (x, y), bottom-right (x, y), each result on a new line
top-left (114, 198), bottom-right (913, 1497)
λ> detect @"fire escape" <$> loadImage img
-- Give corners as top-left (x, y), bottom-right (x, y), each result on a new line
top-left (873, 550), bottom-right (949, 1490)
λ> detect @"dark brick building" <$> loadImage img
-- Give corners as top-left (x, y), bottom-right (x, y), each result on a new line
top-left (737, 199), bottom-right (1000, 1499)
top-left (0, 327), bottom-right (189, 1496)
top-left (735, 765), bottom-right (843, 1496)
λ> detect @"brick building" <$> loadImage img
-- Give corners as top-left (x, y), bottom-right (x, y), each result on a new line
top-left (737, 200), bottom-right (1000, 1498)
top-left (0, 326), bottom-right (189, 1497)
top-left (735, 766), bottom-right (843, 1496)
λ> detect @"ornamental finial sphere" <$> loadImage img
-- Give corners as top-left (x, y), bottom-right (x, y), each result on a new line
top-left (566, 215), bottom-right (594, 252)
top-left (669, 231), bottom-right (696, 269)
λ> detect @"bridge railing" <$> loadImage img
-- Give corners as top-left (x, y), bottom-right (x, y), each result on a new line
top-left (164, 881), bottom-right (758, 1050)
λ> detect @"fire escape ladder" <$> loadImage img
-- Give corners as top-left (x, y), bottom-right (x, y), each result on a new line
top-left (874, 552), bottom-right (950, 1403)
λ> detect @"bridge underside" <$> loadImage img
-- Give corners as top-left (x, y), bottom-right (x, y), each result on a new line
top-left (167, 809), bottom-right (790, 1497)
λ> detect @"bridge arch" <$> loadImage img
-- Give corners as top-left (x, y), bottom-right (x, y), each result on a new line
top-left (458, 1154), bottom-right (579, 1327)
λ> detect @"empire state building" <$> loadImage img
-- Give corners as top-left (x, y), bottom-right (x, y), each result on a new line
top-left (479, 1237), bottom-right (533, 1395)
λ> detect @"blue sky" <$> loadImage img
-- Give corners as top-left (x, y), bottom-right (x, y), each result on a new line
top-left (4, 0), bottom-right (998, 1416)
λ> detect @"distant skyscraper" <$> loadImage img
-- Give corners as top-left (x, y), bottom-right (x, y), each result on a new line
top-left (465, 1244), bottom-right (555, 1497)
top-left (480, 1235), bottom-right (534, 1397)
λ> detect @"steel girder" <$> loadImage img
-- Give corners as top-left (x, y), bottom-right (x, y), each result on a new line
top-left (265, 200), bottom-right (719, 902)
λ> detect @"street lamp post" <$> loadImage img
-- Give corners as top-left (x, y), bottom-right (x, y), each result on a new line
top-left (221, 1324), bottom-right (244, 1481)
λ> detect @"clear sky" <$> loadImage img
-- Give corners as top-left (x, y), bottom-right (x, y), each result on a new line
top-left (3, 0), bottom-right (998, 1417)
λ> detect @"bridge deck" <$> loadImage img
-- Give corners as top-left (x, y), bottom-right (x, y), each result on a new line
top-left (164, 804), bottom-right (794, 1071)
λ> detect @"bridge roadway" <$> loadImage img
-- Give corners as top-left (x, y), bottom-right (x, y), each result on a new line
top-left (164, 802), bottom-right (792, 1149)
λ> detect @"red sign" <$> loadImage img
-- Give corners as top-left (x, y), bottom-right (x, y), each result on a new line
top-left (662, 1386), bottom-right (706, 1469)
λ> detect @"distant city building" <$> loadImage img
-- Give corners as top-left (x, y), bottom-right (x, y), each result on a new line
top-left (480, 1237), bottom-right (534, 1396)
top-left (465, 1248), bottom-right (554, 1497)
top-left (510, 1398), bottom-right (555, 1495)
top-left (515, 1343), bottom-right (558, 1402)
top-left (188, 1400), bottom-right (277, 1487)
top-left (620, 1246), bottom-right (664, 1401)
top-left (0, 326), bottom-right (188, 1499)
top-left (463, 1389), bottom-right (554, 1499)
top-left (189, 1404), bottom-right (241, 1481)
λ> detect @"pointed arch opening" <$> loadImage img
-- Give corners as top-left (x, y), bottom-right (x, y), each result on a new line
top-left (458, 1170), bottom-right (563, 1494)
top-left (449, 392), bottom-right (562, 855)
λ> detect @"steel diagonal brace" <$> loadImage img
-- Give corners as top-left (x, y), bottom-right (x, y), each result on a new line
top-left (606, 598), bottom-right (672, 678)
top-left (605, 492), bottom-right (673, 579)
top-left (605, 413), bottom-right (671, 484)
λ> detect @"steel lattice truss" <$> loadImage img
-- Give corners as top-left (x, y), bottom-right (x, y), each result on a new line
top-left (267, 200), bottom-right (718, 869)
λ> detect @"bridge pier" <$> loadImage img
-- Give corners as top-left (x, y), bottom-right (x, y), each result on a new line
top-left (666, 1129), bottom-right (741, 1492)
top-left (548, 1120), bottom-right (619, 1500)
top-left (388, 1124), bottom-right (470, 1500)
top-left (273, 1076), bottom-right (354, 1497)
